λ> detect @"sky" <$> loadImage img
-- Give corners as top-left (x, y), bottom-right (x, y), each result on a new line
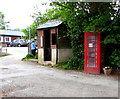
top-left (0, 0), bottom-right (52, 29)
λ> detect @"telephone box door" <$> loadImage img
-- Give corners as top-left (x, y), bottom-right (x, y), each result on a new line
top-left (84, 32), bottom-right (101, 74)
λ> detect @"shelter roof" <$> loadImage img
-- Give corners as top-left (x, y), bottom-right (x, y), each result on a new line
top-left (37, 20), bottom-right (62, 30)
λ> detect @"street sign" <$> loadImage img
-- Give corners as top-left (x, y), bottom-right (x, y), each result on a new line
top-left (26, 28), bottom-right (30, 31)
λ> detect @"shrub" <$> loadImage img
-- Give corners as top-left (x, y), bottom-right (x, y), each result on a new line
top-left (109, 49), bottom-right (120, 69)
top-left (54, 61), bottom-right (68, 69)
top-left (22, 54), bottom-right (35, 60)
top-left (66, 56), bottom-right (84, 70)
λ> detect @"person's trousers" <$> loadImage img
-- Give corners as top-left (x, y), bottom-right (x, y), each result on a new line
top-left (31, 49), bottom-right (36, 56)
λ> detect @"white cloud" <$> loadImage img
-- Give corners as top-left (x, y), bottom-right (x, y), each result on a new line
top-left (0, 0), bottom-right (51, 29)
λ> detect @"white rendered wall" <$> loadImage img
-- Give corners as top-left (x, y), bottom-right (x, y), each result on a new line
top-left (58, 49), bottom-right (72, 63)
top-left (38, 48), bottom-right (72, 65)
top-left (38, 49), bottom-right (44, 64)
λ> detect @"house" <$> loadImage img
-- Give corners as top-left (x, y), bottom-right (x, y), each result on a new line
top-left (0, 30), bottom-right (25, 46)
top-left (37, 20), bottom-right (72, 65)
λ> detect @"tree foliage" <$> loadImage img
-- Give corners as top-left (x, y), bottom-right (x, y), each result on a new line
top-left (22, 8), bottom-right (61, 39)
top-left (50, 2), bottom-right (120, 69)
top-left (0, 12), bottom-right (10, 30)
top-left (0, 12), bottom-right (5, 30)
top-left (22, 23), bottom-right (38, 39)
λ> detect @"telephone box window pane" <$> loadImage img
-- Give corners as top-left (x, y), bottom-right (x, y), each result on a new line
top-left (88, 48), bottom-right (96, 51)
top-left (93, 43), bottom-right (97, 47)
top-left (88, 60), bottom-right (96, 63)
top-left (87, 36), bottom-right (97, 39)
top-left (88, 43), bottom-right (97, 47)
top-left (88, 56), bottom-right (96, 59)
top-left (88, 43), bottom-right (93, 47)
top-left (88, 52), bottom-right (96, 56)
top-left (87, 64), bottom-right (96, 67)
top-left (88, 40), bottom-right (97, 43)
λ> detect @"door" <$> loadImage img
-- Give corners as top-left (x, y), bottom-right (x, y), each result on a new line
top-left (84, 32), bottom-right (101, 74)
top-left (44, 29), bottom-right (51, 61)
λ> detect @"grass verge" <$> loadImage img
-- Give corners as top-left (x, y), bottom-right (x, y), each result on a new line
top-left (53, 61), bottom-right (69, 70)
top-left (22, 54), bottom-right (37, 61)
top-left (0, 53), bottom-right (9, 57)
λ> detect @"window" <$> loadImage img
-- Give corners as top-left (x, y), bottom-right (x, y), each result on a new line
top-left (88, 48), bottom-right (96, 51)
top-left (87, 60), bottom-right (96, 63)
top-left (88, 56), bottom-right (96, 59)
top-left (87, 64), bottom-right (96, 67)
top-left (13, 40), bottom-right (17, 43)
top-left (20, 40), bottom-right (24, 42)
top-left (4, 37), bottom-right (11, 42)
top-left (52, 34), bottom-right (56, 45)
top-left (88, 39), bottom-right (97, 43)
top-left (88, 52), bottom-right (96, 56)
top-left (87, 36), bottom-right (97, 39)
top-left (0, 36), bottom-right (3, 42)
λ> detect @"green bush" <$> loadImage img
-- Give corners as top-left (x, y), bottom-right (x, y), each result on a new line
top-left (22, 54), bottom-right (35, 60)
top-left (25, 54), bottom-right (35, 58)
top-left (66, 56), bottom-right (84, 70)
top-left (0, 54), bottom-right (8, 57)
top-left (54, 61), bottom-right (68, 69)
top-left (109, 49), bottom-right (120, 68)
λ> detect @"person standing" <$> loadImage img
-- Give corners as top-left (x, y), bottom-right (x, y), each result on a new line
top-left (31, 40), bottom-right (36, 56)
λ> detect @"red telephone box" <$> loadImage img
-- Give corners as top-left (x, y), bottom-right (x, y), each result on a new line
top-left (84, 32), bottom-right (101, 74)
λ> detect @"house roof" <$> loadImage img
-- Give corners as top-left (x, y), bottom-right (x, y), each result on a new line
top-left (37, 20), bottom-right (62, 30)
top-left (0, 30), bottom-right (25, 36)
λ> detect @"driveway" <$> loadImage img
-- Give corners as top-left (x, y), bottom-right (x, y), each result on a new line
top-left (0, 47), bottom-right (119, 98)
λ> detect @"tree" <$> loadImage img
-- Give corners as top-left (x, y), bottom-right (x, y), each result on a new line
top-left (23, 7), bottom-right (62, 39)
top-left (22, 23), bottom-right (38, 40)
top-left (0, 12), bottom-right (5, 30)
top-left (0, 12), bottom-right (10, 30)
top-left (50, 2), bottom-right (120, 69)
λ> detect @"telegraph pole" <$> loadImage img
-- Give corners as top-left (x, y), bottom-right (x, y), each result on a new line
top-left (26, 28), bottom-right (31, 54)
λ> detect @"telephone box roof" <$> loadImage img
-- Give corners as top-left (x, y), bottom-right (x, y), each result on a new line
top-left (37, 20), bottom-right (62, 30)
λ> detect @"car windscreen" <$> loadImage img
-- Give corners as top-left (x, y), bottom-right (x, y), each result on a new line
top-left (20, 40), bottom-right (24, 42)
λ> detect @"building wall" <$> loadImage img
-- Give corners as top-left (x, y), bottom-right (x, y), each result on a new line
top-left (52, 48), bottom-right (73, 64)
top-left (38, 48), bottom-right (72, 65)
top-left (38, 48), bottom-right (44, 64)
top-left (37, 30), bottom-right (44, 49)
top-left (58, 24), bottom-right (71, 49)
top-left (38, 48), bottom-right (57, 65)
top-left (58, 49), bottom-right (73, 63)
top-left (0, 35), bottom-right (20, 45)
top-left (51, 49), bottom-right (56, 65)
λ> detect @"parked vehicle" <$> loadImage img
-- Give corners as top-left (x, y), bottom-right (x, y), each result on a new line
top-left (26, 39), bottom-right (37, 46)
top-left (7, 39), bottom-right (28, 47)
top-left (25, 40), bottom-right (32, 44)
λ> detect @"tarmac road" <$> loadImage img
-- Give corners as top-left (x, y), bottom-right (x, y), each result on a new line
top-left (0, 47), bottom-right (119, 98)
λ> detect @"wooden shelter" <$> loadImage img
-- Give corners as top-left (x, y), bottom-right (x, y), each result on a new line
top-left (37, 20), bottom-right (72, 65)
